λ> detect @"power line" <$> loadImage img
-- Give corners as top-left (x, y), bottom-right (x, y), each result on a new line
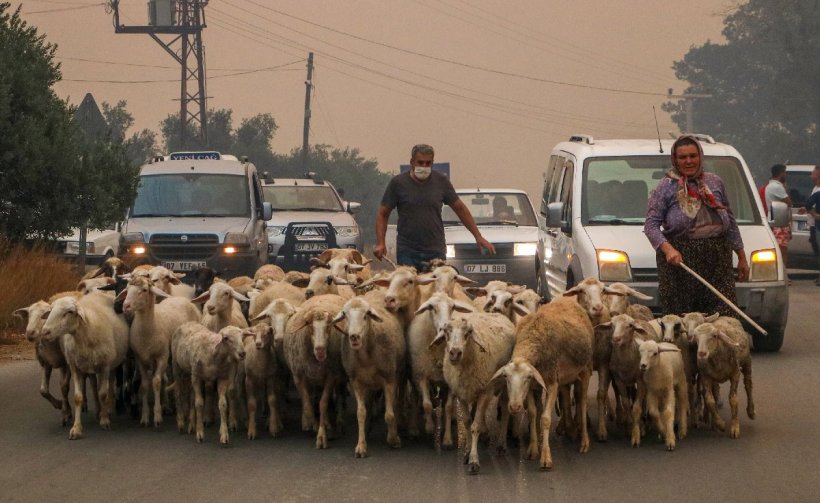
top-left (61, 59), bottom-right (304, 84)
top-left (56, 55), bottom-right (300, 73)
top-left (22, 2), bottom-right (103, 15)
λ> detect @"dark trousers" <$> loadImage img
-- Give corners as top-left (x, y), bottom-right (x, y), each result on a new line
top-left (811, 226), bottom-right (820, 270)
top-left (396, 249), bottom-right (444, 272)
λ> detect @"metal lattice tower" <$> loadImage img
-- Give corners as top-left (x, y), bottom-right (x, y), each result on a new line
top-left (109, 1), bottom-right (208, 148)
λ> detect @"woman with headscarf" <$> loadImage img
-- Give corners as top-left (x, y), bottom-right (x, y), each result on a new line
top-left (644, 135), bottom-right (749, 316)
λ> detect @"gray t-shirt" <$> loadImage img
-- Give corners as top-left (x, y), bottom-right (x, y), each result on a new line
top-left (381, 171), bottom-right (459, 254)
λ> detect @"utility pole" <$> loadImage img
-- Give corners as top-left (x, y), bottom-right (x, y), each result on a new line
top-left (667, 89), bottom-right (713, 133)
top-left (302, 52), bottom-right (314, 172)
top-left (110, 0), bottom-right (208, 148)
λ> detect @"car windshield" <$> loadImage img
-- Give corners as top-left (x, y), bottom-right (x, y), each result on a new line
top-left (263, 185), bottom-right (343, 211)
top-left (131, 174), bottom-right (250, 217)
top-left (442, 192), bottom-right (537, 226)
top-left (785, 170), bottom-right (813, 207)
top-left (582, 156), bottom-right (760, 225)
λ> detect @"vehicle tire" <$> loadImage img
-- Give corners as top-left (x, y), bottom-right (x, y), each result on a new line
top-left (752, 327), bottom-right (784, 352)
top-left (535, 264), bottom-right (551, 301)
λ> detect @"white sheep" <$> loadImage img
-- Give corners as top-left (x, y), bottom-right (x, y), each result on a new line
top-left (690, 319), bottom-right (754, 438)
top-left (193, 282), bottom-right (250, 332)
top-left (121, 275), bottom-right (201, 427)
top-left (659, 314), bottom-right (697, 423)
top-left (483, 289), bottom-right (532, 322)
top-left (602, 282), bottom-right (654, 319)
top-left (333, 294), bottom-right (406, 457)
top-left (171, 322), bottom-right (246, 444)
top-left (293, 267), bottom-right (354, 300)
top-left (76, 277), bottom-right (116, 295)
top-left (634, 340), bottom-right (689, 451)
top-left (40, 293), bottom-right (129, 440)
top-left (247, 280), bottom-right (305, 320)
top-left (417, 264), bottom-right (475, 303)
top-left (148, 266), bottom-right (195, 299)
top-left (254, 264), bottom-right (286, 283)
top-left (282, 294), bottom-right (348, 449)
top-left (237, 323), bottom-right (282, 439)
top-left (491, 297), bottom-right (594, 471)
top-left (433, 312), bottom-right (516, 474)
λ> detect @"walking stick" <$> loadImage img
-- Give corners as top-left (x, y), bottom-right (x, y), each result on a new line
top-left (678, 261), bottom-right (768, 336)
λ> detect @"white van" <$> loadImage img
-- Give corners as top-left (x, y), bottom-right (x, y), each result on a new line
top-left (536, 135), bottom-right (789, 351)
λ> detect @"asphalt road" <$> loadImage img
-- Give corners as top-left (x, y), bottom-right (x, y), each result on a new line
top-left (1, 280), bottom-right (818, 503)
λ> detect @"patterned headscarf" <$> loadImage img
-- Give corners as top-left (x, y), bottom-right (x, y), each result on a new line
top-left (666, 135), bottom-right (726, 218)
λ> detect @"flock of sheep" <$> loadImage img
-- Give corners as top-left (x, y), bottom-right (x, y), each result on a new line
top-left (14, 249), bottom-right (755, 473)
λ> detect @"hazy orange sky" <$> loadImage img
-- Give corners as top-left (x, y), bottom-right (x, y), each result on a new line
top-left (11, 0), bottom-right (730, 200)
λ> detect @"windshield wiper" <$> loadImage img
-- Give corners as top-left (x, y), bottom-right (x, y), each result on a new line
top-left (481, 220), bottom-right (519, 226)
top-left (131, 213), bottom-right (178, 218)
top-left (588, 218), bottom-right (641, 225)
top-left (287, 207), bottom-right (338, 212)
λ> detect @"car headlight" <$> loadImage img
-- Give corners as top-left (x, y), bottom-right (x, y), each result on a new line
top-left (335, 226), bottom-right (360, 238)
top-left (446, 244), bottom-right (455, 258)
top-left (65, 241), bottom-right (79, 254)
top-left (266, 226), bottom-right (285, 238)
top-left (597, 249), bottom-right (632, 282)
top-left (131, 245), bottom-right (146, 255)
top-left (749, 248), bottom-right (777, 282)
top-left (225, 233), bottom-right (250, 245)
top-left (121, 232), bottom-right (145, 243)
top-left (514, 242), bottom-right (537, 256)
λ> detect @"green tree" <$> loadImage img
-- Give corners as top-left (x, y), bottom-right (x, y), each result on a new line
top-left (0, 3), bottom-right (79, 241)
top-left (102, 100), bottom-right (157, 166)
top-left (160, 108), bottom-right (237, 153)
top-left (664, 0), bottom-right (820, 182)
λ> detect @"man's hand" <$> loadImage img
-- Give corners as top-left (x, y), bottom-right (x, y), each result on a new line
top-left (476, 236), bottom-right (496, 255)
top-left (373, 244), bottom-right (386, 260)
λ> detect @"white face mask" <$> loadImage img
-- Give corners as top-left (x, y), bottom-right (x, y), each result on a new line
top-left (414, 166), bottom-right (432, 180)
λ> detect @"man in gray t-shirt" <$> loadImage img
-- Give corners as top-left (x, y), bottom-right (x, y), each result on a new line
top-left (374, 144), bottom-right (494, 271)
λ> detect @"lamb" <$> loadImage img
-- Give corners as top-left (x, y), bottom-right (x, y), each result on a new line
top-left (483, 289), bottom-right (532, 322)
top-left (40, 293), bottom-right (129, 439)
top-left (148, 266), bottom-right (195, 299)
top-left (602, 282), bottom-right (654, 320)
top-left (313, 248), bottom-right (372, 282)
top-left (333, 294), bottom-right (406, 457)
top-left (690, 319), bottom-right (754, 438)
top-left (432, 311), bottom-right (516, 474)
top-left (410, 293), bottom-right (475, 443)
top-left (226, 275), bottom-right (256, 296)
top-left (237, 323), bottom-right (282, 439)
top-left (171, 323), bottom-right (246, 444)
top-left (659, 314), bottom-right (697, 422)
top-left (363, 266), bottom-right (431, 327)
top-left (293, 267), bottom-right (354, 300)
top-left (466, 280), bottom-right (522, 311)
top-left (310, 254), bottom-right (371, 286)
top-left (416, 264), bottom-right (475, 303)
top-left (254, 264), bottom-right (286, 283)
top-left (491, 297), bottom-right (594, 471)
top-left (193, 282), bottom-right (250, 332)
top-left (121, 276), bottom-right (201, 427)
top-left (282, 294), bottom-right (348, 448)
top-left (83, 256), bottom-right (130, 280)
top-left (247, 280), bottom-right (305, 320)
top-left (634, 340), bottom-right (689, 451)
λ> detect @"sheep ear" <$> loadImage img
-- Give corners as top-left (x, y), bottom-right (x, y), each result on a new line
top-left (317, 250), bottom-right (334, 263)
top-left (332, 276), bottom-right (350, 286)
top-left (428, 332), bottom-right (446, 349)
top-left (361, 258), bottom-right (373, 266)
top-left (13, 308), bottom-right (29, 320)
top-left (291, 278), bottom-right (310, 288)
top-left (171, 273), bottom-right (185, 283)
top-left (367, 309), bottom-right (384, 323)
top-left (331, 311), bottom-right (346, 324)
top-left (115, 289), bottom-right (128, 303)
top-left (241, 329), bottom-right (255, 339)
top-left (506, 284), bottom-right (526, 294)
top-left (453, 300), bottom-right (474, 313)
top-left (633, 324), bottom-right (652, 337)
top-left (251, 312), bottom-right (268, 322)
top-left (89, 267), bottom-right (106, 279)
top-left (489, 365), bottom-right (508, 387)
top-left (76, 281), bottom-right (87, 292)
top-left (470, 335), bottom-right (488, 353)
top-left (659, 345), bottom-right (681, 353)
top-left (562, 286), bottom-right (581, 297)
top-left (602, 286), bottom-right (627, 296)
top-left (76, 306), bottom-right (88, 324)
top-left (594, 321), bottom-right (612, 330)
top-left (705, 312), bottom-right (720, 322)
top-left (191, 291), bottom-right (210, 304)
top-left (512, 303), bottom-right (530, 316)
top-left (310, 257), bottom-right (328, 268)
top-left (416, 274), bottom-right (436, 285)
top-left (716, 331), bottom-right (740, 347)
top-left (414, 299), bottom-right (435, 316)
top-left (465, 287), bottom-right (487, 297)
top-left (348, 263), bottom-right (365, 272)
top-left (291, 319), bottom-right (310, 333)
top-left (524, 363), bottom-right (547, 390)
top-left (350, 250), bottom-right (364, 264)
top-left (455, 275), bottom-right (477, 285)
top-left (624, 287), bottom-right (653, 300)
top-left (150, 286), bottom-right (171, 298)
top-left (483, 298), bottom-right (493, 312)
top-left (230, 290), bottom-right (250, 303)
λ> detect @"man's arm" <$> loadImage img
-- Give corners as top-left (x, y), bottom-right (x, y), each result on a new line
top-left (450, 199), bottom-right (496, 254)
top-left (373, 205), bottom-right (392, 259)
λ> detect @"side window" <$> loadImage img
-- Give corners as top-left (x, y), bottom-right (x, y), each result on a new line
top-left (560, 161), bottom-right (575, 228)
top-left (541, 155), bottom-right (559, 211)
top-left (252, 173), bottom-right (263, 213)
top-left (548, 156), bottom-right (566, 203)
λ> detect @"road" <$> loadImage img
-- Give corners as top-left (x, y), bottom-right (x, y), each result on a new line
top-left (1, 280), bottom-right (818, 503)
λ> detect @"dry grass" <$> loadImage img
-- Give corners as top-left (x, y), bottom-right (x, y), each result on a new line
top-left (0, 239), bottom-right (80, 347)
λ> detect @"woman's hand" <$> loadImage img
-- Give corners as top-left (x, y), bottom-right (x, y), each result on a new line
top-left (736, 251), bottom-right (749, 282)
top-left (660, 242), bottom-right (683, 266)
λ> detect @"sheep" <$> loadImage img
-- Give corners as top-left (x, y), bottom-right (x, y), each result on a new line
top-left (314, 248), bottom-right (372, 282)
top-left (40, 293), bottom-right (129, 439)
top-left (310, 254), bottom-right (372, 286)
top-left (432, 312), bottom-right (515, 474)
top-left (283, 270), bottom-right (311, 285)
top-left (361, 266), bottom-right (431, 328)
top-left (602, 282), bottom-right (654, 319)
top-left (483, 289), bottom-right (532, 322)
top-left (121, 276), bottom-right (201, 427)
top-left (332, 295), bottom-right (406, 457)
top-left (237, 323), bottom-right (282, 439)
top-left (189, 267), bottom-right (221, 297)
top-left (465, 280), bottom-right (522, 310)
top-left (282, 294), bottom-right (348, 449)
top-left (634, 340), bottom-right (688, 451)
top-left (254, 264), bottom-right (286, 282)
top-left (226, 275), bottom-right (255, 296)
top-left (247, 280), bottom-right (305, 321)
top-left (148, 266), bottom-right (195, 299)
top-left (410, 293), bottom-right (475, 444)
top-left (415, 264), bottom-right (475, 303)
top-left (690, 319), bottom-right (754, 438)
top-left (83, 256), bottom-right (130, 279)
top-left (293, 267), bottom-right (354, 300)
top-left (658, 314), bottom-right (698, 423)
top-left (491, 297), bottom-right (594, 471)
top-left (77, 277), bottom-right (116, 295)
top-left (171, 323), bottom-right (246, 444)
top-left (193, 282), bottom-right (250, 332)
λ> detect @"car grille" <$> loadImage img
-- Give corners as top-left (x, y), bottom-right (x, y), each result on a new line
top-left (149, 234), bottom-right (220, 260)
top-left (455, 243), bottom-right (513, 259)
top-left (291, 224), bottom-right (334, 240)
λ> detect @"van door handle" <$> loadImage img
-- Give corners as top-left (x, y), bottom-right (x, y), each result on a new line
top-left (546, 229), bottom-right (558, 237)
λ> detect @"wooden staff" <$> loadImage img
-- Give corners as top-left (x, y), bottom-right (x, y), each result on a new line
top-left (679, 261), bottom-right (768, 336)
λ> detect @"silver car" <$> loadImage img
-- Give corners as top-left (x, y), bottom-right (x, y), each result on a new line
top-left (785, 165), bottom-right (816, 269)
top-left (443, 189), bottom-right (539, 289)
top-left (262, 174), bottom-right (362, 271)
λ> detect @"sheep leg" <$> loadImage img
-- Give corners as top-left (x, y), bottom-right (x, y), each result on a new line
top-left (676, 383), bottom-right (689, 441)
top-left (555, 386), bottom-right (571, 436)
top-left (69, 366), bottom-right (85, 440)
top-left (465, 394), bottom-right (490, 474)
top-left (630, 383), bottom-right (646, 447)
top-left (173, 367), bottom-right (190, 433)
top-left (384, 380), bottom-right (401, 449)
top-left (295, 377), bottom-right (316, 432)
top-left (660, 389), bottom-right (676, 451)
top-left (595, 366), bottom-right (610, 441)
top-left (496, 392), bottom-right (510, 456)
top-left (539, 384), bottom-right (558, 471)
top-left (352, 381), bottom-right (369, 458)
top-left (728, 371), bottom-right (741, 439)
top-left (442, 393), bottom-right (455, 450)
top-left (89, 374), bottom-right (101, 420)
top-left (702, 378), bottom-right (725, 432)
top-left (152, 359), bottom-right (167, 428)
top-left (203, 384), bottom-right (215, 427)
top-left (742, 362), bottom-right (755, 420)
top-left (245, 376), bottom-right (257, 440)
top-left (266, 374), bottom-right (282, 437)
top-left (135, 361), bottom-right (151, 427)
top-left (228, 368), bottom-right (240, 433)
top-left (193, 376), bottom-right (206, 442)
top-left (646, 391), bottom-right (662, 438)
top-left (39, 365), bottom-right (62, 410)
top-left (316, 376), bottom-right (334, 449)
top-left (59, 367), bottom-right (71, 426)
top-left (577, 371), bottom-right (591, 453)
top-left (97, 370), bottom-right (113, 430)
top-left (524, 391), bottom-right (540, 460)
top-left (217, 378), bottom-right (230, 445)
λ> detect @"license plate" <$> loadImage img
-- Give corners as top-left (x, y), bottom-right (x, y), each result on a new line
top-left (464, 263), bottom-right (506, 274)
top-left (295, 242), bottom-right (328, 252)
top-left (797, 220), bottom-right (808, 231)
top-left (161, 261), bottom-right (206, 272)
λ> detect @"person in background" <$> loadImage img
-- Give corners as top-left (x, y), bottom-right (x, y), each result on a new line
top-left (805, 165), bottom-right (820, 285)
top-left (373, 144), bottom-right (495, 271)
top-left (644, 135), bottom-right (748, 317)
top-left (764, 164), bottom-right (793, 277)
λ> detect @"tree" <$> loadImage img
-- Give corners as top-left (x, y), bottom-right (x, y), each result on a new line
top-left (102, 100), bottom-right (157, 166)
top-left (664, 0), bottom-right (820, 182)
top-left (160, 108), bottom-right (238, 153)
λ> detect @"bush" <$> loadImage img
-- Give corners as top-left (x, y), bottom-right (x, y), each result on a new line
top-left (0, 238), bottom-right (80, 335)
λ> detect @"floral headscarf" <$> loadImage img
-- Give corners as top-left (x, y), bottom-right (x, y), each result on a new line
top-left (666, 135), bottom-right (726, 218)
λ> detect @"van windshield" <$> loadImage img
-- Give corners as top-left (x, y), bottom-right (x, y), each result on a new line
top-left (131, 174), bottom-right (250, 217)
top-left (582, 156), bottom-right (760, 225)
top-left (443, 192), bottom-right (537, 226)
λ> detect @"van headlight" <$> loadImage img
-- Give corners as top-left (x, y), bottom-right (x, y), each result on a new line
top-left (597, 249), bottom-right (632, 282)
top-left (266, 226), bottom-right (285, 238)
top-left (225, 233), bottom-right (250, 245)
top-left (749, 248), bottom-right (777, 282)
top-left (121, 232), bottom-right (145, 243)
top-left (514, 242), bottom-right (537, 256)
top-left (446, 244), bottom-right (455, 258)
top-left (335, 226), bottom-right (359, 238)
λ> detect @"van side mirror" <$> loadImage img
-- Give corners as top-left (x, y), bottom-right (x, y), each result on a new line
top-left (347, 201), bottom-right (361, 213)
top-left (769, 201), bottom-right (790, 228)
top-left (546, 202), bottom-right (563, 227)
top-left (262, 202), bottom-right (273, 221)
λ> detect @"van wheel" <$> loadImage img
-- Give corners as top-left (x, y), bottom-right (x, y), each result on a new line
top-left (536, 272), bottom-right (550, 301)
top-left (752, 327), bottom-right (784, 352)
